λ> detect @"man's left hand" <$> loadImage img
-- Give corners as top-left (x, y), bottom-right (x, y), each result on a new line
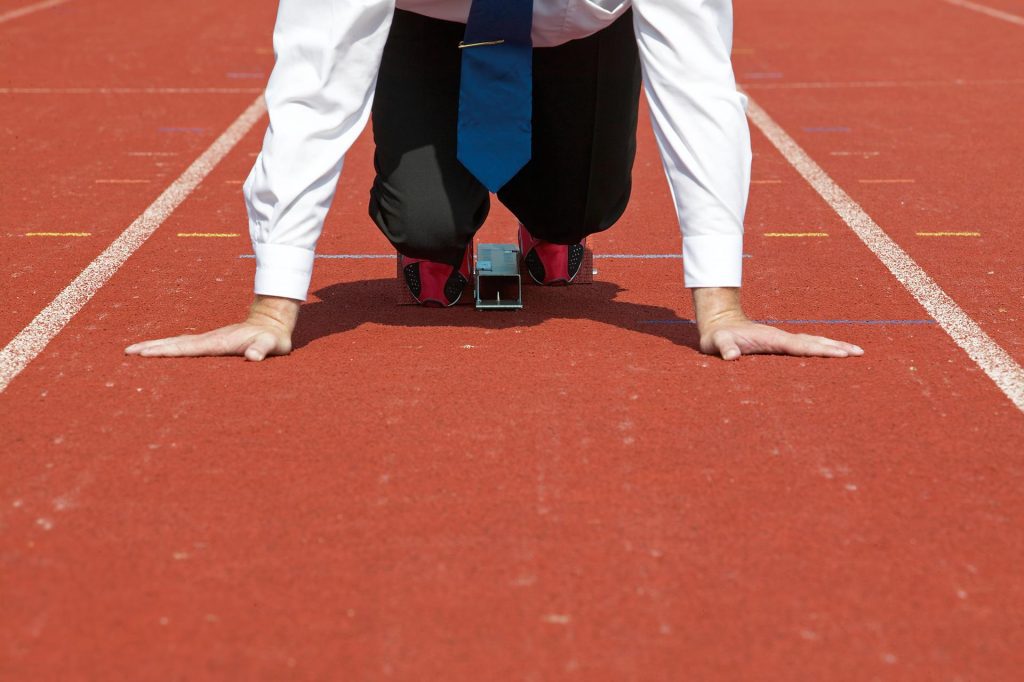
top-left (693, 287), bottom-right (864, 361)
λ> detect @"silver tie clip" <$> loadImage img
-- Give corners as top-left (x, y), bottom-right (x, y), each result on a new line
top-left (458, 39), bottom-right (506, 49)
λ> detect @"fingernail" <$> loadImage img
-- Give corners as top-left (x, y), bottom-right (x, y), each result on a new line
top-left (853, 345), bottom-right (864, 354)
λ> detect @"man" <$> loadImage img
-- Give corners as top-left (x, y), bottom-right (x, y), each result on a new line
top-left (125, 0), bottom-right (864, 361)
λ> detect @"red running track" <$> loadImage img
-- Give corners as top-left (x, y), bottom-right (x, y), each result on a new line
top-left (1, 0), bottom-right (1023, 679)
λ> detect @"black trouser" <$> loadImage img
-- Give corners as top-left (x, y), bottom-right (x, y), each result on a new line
top-left (369, 9), bottom-right (642, 267)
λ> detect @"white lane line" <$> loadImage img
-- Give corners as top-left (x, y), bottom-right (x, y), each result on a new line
top-left (0, 0), bottom-right (70, 25)
top-left (742, 78), bottom-right (1024, 90)
top-left (943, 0), bottom-right (1024, 26)
top-left (0, 95), bottom-right (266, 394)
top-left (746, 97), bottom-right (1024, 412)
top-left (0, 87), bottom-right (264, 95)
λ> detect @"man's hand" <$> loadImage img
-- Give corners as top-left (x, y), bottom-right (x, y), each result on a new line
top-left (124, 296), bottom-right (301, 362)
top-left (693, 288), bottom-right (864, 361)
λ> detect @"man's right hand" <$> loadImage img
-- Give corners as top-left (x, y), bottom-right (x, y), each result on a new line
top-left (124, 296), bottom-right (301, 362)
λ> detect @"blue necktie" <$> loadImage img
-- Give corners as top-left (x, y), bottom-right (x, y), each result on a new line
top-left (456, 0), bottom-right (534, 192)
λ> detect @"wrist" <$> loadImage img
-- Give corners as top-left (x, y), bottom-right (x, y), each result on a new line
top-left (692, 287), bottom-right (748, 332)
top-left (248, 295), bottom-right (301, 333)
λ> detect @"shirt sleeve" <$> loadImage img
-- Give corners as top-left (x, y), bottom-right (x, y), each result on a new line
top-left (243, 0), bottom-right (396, 301)
top-left (630, 0), bottom-right (752, 288)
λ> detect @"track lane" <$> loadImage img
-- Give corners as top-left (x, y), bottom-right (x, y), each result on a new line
top-left (0, 0), bottom-right (275, 88)
top-left (0, 0), bottom-right (274, 347)
top-left (0, 94), bottom-right (264, 343)
top-left (4, 93), bottom-right (1024, 681)
top-left (3, 0), bottom-right (1024, 679)
top-left (735, 0), bottom-right (1024, 364)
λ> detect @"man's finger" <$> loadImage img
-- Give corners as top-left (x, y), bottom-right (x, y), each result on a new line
top-left (138, 340), bottom-right (199, 357)
top-left (713, 331), bottom-right (742, 361)
top-left (125, 335), bottom-right (199, 354)
top-left (768, 333), bottom-right (838, 357)
top-left (805, 335), bottom-right (864, 355)
top-left (138, 334), bottom-right (235, 357)
top-left (792, 337), bottom-right (850, 358)
top-left (244, 332), bottom-right (279, 362)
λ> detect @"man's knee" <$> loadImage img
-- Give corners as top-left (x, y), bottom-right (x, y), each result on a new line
top-left (369, 182), bottom-right (488, 260)
top-left (520, 180), bottom-right (633, 244)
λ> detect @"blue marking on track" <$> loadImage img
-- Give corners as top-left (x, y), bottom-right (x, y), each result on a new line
top-left (640, 319), bottom-right (936, 326)
top-left (236, 254), bottom-right (396, 259)
top-left (159, 127), bottom-right (208, 133)
top-left (238, 253), bottom-right (756, 260)
top-left (803, 126), bottom-right (852, 133)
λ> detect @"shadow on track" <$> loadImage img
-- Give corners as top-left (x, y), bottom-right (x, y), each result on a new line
top-left (292, 277), bottom-right (701, 352)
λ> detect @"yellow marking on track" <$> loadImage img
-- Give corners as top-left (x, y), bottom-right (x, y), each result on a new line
top-left (25, 232), bottom-right (91, 237)
top-left (177, 232), bottom-right (240, 238)
top-left (916, 231), bottom-right (981, 237)
top-left (764, 232), bottom-right (830, 238)
top-left (224, 180), bottom-right (244, 185)
top-left (95, 179), bottom-right (150, 184)
top-left (751, 179), bottom-right (783, 185)
top-left (858, 178), bottom-right (916, 184)
top-left (831, 151), bottom-right (880, 157)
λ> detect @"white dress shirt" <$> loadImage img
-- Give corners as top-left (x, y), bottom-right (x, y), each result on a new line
top-left (243, 0), bottom-right (752, 301)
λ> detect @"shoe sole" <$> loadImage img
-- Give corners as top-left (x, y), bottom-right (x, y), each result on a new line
top-left (400, 258), bottom-right (469, 307)
top-left (523, 243), bottom-right (585, 286)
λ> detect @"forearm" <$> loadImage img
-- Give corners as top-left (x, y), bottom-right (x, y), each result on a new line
top-left (245, 0), bottom-right (396, 302)
top-left (633, 0), bottom-right (751, 290)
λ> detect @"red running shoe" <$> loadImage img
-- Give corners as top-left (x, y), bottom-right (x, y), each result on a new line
top-left (400, 249), bottom-right (471, 307)
top-left (518, 223), bottom-right (586, 286)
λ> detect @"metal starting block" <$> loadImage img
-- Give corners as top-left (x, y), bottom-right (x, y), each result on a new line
top-left (575, 242), bottom-right (596, 285)
top-left (395, 241), bottom-right (596, 307)
top-left (474, 243), bottom-right (523, 310)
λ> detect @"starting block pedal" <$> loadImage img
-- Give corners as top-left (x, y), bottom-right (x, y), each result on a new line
top-left (575, 241), bottom-right (595, 285)
top-left (474, 243), bottom-right (523, 310)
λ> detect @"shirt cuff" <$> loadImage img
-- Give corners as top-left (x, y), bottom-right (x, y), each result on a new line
top-left (682, 234), bottom-right (744, 288)
top-left (253, 242), bottom-right (315, 301)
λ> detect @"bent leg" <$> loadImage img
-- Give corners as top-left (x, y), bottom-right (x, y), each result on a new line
top-left (498, 10), bottom-right (642, 245)
top-left (369, 10), bottom-right (489, 267)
